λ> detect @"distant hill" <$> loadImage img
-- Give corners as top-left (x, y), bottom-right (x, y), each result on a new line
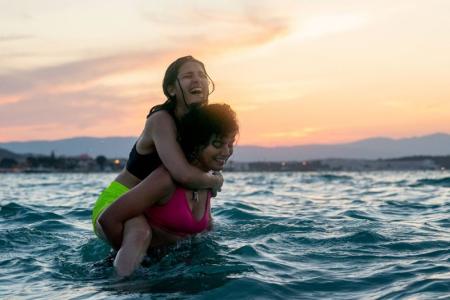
top-left (0, 147), bottom-right (23, 160)
top-left (1, 133), bottom-right (450, 162)
top-left (0, 136), bottom-right (135, 159)
top-left (233, 133), bottom-right (450, 161)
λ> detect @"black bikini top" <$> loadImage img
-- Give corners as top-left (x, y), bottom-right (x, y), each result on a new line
top-left (126, 143), bottom-right (162, 180)
top-left (126, 108), bottom-right (179, 180)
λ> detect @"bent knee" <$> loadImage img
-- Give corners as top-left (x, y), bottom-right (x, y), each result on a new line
top-left (133, 226), bottom-right (152, 240)
top-left (123, 216), bottom-right (152, 241)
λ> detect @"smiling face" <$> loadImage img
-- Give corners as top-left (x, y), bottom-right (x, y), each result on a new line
top-left (167, 61), bottom-right (210, 111)
top-left (196, 133), bottom-right (237, 172)
top-left (178, 103), bottom-right (239, 172)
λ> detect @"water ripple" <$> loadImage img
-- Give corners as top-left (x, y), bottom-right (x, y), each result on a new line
top-left (411, 176), bottom-right (450, 188)
top-left (1, 172), bottom-right (450, 299)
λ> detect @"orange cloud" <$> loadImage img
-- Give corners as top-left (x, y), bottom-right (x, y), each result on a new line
top-left (2, 1), bottom-right (450, 146)
top-left (261, 128), bottom-right (321, 139)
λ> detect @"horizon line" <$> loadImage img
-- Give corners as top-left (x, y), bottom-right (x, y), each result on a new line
top-left (0, 131), bottom-right (449, 148)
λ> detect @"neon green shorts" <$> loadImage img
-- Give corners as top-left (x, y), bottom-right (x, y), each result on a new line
top-left (91, 181), bottom-right (129, 232)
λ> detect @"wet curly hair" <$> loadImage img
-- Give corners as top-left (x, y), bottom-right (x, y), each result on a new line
top-left (178, 103), bottom-right (238, 161)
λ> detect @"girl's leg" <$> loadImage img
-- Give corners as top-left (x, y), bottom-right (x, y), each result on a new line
top-left (111, 215), bottom-right (152, 277)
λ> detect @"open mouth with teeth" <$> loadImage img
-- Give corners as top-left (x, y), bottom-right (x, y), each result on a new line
top-left (215, 157), bottom-right (227, 165)
top-left (189, 88), bottom-right (203, 95)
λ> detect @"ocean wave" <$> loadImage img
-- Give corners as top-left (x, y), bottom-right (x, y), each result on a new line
top-left (199, 277), bottom-right (300, 300)
top-left (2, 172), bottom-right (450, 299)
top-left (0, 202), bottom-right (63, 224)
top-left (383, 240), bottom-right (450, 252)
top-left (340, 230), bottom-right (391, 244)
top-left (227, 222), bottom-right (306, 239)
top-left (383, 200), bottom-right (442, 211)
top-left (240, 190), bottom-right (274, 197)
top-left (316, 174), bottom-right (354, 181)
top-left (63, 207), bottom-right (92, 219)
top-left (215, 207), bottom-right (261, 221)
top-left (436, 217), bottom-right (450, 228)
top-left (410, 176), bottom-right (450, 188)
top-left (342, 209), bottom-right (379, 221)
top-left (289, 230), bottom-right (390, 246)
top-left (229, 244), bottom-right (261, 257)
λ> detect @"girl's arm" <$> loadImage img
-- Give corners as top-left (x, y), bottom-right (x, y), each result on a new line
top-left (98, 167), bottom-right (175, 249)
top-left (145, 111), bottom-right (223, 191)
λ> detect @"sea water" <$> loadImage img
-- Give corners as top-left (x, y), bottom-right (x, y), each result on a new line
top-left (0, 171), bottom-right (449, 299)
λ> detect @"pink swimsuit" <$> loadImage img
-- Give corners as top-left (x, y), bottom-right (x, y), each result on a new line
top-left (144, 187), bottom-right (211, 237)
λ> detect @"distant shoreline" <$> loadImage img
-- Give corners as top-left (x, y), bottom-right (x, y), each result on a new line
top-left (1, 133), bottom-right (450, 162)
top-left (1, 152), bottom-right (449, 173)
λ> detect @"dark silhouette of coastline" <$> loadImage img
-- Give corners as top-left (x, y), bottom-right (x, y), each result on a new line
top-left (224, 156), bottom-right (450, 172)
top-left (1, 133), bottom-right (450, 162)
top-left (1, 147), bottom-right (449, 173)
top-left (0, 149), bottom-right (125, 173)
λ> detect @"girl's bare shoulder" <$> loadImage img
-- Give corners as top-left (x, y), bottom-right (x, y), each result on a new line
top-left (146, 110), bottom-right (175, 127)
top-left (141, 110), bottom-right (176, 141)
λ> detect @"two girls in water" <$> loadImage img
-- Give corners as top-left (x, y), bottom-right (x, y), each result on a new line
top-left (92, 56), bottom-right (238, 276)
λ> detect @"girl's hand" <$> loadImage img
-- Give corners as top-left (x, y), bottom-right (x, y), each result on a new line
top-left (211, 171), bottom-right (223, 197)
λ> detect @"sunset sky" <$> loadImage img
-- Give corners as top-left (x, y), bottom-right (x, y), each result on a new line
top-left (1, 0), bottom-right (449, 146)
